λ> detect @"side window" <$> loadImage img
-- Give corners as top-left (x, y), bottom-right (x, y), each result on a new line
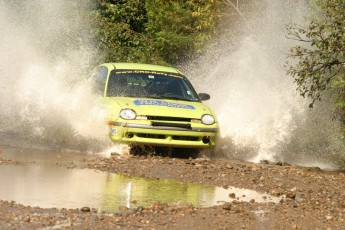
top-left (91, 66), bottom-right (108, 96)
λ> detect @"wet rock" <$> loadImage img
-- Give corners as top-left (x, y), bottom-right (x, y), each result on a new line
top-left (119, 206), bottom-right (129, 212)
top-left (222, 203), bottom-right (232, 210)
top-left (285, 192), bottom-right (296, 199)
top-left (229, 193), bottom-right (236, 199)
top-left (23, 216), bottom-right (31, 222)
top-left (325, 215), bottom-right (333, 220)
top-left (305, 167), bottom-right (322, 172)
top-left (271, 189), bottom-right (281, 197)
top-left (251, 166), bottom-right (260, 172)
top-left (91, 208), bottom-right (98, 213)
top-left (291, 223), bottom-right (299, 229)
top-left (295, 193), bottom-right (305, 202)
top-left (276, 162), bottom-right (291, 166)
top-left (292, 202), bottom-right (299, 208)
top-left (80, 207), bottom-right (90, 212)
top-left (226, 164), bottom-right (234, 169)
top-left (136, 206), bottom-right (144, 212)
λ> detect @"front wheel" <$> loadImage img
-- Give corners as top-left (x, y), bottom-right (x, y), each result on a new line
top-left (129, 145), bottom-right (201, 159)
top-left (170, 148), bottom-right (199, 159)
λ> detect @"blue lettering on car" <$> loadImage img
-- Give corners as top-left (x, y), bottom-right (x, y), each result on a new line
top-left (133, 99), bottom-right (196, 110)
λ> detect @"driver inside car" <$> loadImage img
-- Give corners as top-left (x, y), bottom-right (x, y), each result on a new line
top-left (152, 81), bottom-right (168, 95)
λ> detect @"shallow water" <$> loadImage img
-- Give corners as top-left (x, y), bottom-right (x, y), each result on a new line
top-left (0, 146), bottom-right (280, 212)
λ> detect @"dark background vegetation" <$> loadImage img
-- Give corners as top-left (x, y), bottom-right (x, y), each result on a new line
top-left (88, 0), bottom-right (225, 65)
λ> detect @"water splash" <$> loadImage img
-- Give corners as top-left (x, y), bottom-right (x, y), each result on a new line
top-left (98, 145), bottom-right (131, 158)
top-left (186, 0), bottom-right (345, 166)
top-left (0, 1), bottom-right (111, 152)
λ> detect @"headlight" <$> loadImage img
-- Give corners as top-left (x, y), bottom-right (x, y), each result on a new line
top-left (119, 109), bottom-right (137, 120)
top-left (201, 114), bottom-right (215, 125)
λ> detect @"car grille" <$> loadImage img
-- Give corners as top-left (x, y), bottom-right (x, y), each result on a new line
top-left (172, 136), bottom-right (199, 141)
top-left (151, 121), bottom-right (191, 129)
top-left (137, 133), bottom-right (166, 139)
top-left (136, 133), bottom-right (200, 142)
top-left (146, 116), bottom-right (191, 122)
top-left (129, 115), bottom-right (201, 142)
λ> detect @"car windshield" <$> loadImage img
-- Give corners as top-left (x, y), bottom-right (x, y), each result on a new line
top-left (106, 70), bottom-right (200, 101)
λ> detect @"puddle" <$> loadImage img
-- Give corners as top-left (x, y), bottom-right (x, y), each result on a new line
top-left (0, 146), bottom-right (280, 212)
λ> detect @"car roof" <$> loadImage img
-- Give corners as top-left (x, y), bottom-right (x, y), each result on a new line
top-left (100, 63), bottom-right (182, 74)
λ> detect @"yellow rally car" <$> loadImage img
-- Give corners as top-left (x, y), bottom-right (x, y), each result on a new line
top-left (92, 63), bottom-right (218, 155)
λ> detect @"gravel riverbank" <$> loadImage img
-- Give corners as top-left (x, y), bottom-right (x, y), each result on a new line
top-left (1, 154), bottom-right (345, 229)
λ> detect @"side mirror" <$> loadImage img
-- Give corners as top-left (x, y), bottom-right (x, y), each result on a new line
top-left (198, 93), bottom-right (210, 101)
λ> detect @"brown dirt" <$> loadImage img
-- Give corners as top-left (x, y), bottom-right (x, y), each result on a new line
top-left (1, 154), bottom-right (345, 229)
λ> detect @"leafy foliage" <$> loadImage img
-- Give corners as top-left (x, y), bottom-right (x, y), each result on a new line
top-left (88, 0), bottom-right (224, 65)
top-left (145, 0), bottom-right (222, 64)
top-left (285, 0), bottom-right (345, 107)
top-left (88, 0), bottom-right (162, 64)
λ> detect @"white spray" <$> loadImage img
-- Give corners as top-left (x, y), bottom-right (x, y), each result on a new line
top-left (0, 1), bottom-right (111, 152)
top-left (187, 0), bottom-right (345, 168)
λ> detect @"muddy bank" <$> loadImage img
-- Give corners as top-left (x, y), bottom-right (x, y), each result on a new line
top-left (1, 154), bottom-right (345, 229)
top-left (85, 155), bottom-right (345, 194)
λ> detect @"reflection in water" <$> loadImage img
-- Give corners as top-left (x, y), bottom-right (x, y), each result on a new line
top-left (100, 174), bottom-right (218, 212)
top-left (0, 147), bottom-right (280, 212)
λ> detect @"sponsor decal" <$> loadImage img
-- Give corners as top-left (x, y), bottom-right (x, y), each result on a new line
top-left (115, 70), bottom-right (182, 78)
top-left (133, 99), bottom-right (195, 110)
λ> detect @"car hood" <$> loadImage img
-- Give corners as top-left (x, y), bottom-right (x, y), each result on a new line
top-left (103, 97), bottom-right (216, 120)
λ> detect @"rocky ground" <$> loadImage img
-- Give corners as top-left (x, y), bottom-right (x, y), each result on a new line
top-left (1, 153), bottom-right (345, 229)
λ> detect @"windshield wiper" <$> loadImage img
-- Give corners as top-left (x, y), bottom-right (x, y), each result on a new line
top-left (146, 95), bottom-right (165, 99)
top-left (144, 95), bottom-right (195, 102)
top-left (160, 95), bottom-right (194, 102)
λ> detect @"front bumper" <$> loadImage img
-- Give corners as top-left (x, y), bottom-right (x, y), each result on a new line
top-left (109, 121), bottom-right (218, 148)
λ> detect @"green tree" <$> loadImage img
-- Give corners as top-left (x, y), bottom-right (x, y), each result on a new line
top-left (145, 0), bottom-right (223, 64)
top-left (285, 0), bottom-right (345, 108)
top-left (89, 0), bottom-right (224, 65)
top-left (89, 0), bottom-right (163, 64)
